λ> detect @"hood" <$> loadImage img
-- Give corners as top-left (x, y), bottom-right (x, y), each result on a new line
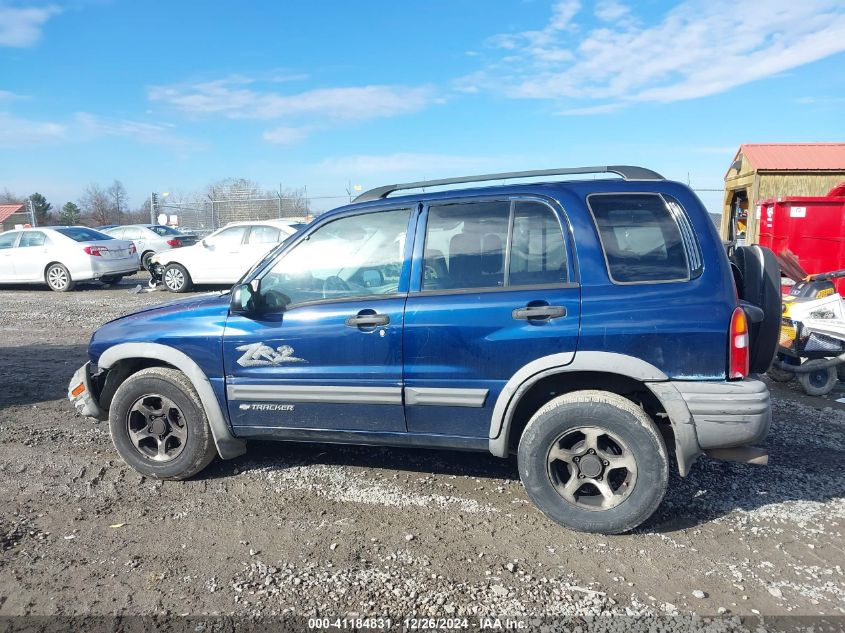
top-left (89, 292), bottom-right (231, 364)
top-left (108, 291), bottom-right (229, 324)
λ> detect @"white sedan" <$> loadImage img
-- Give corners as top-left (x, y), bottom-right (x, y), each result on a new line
top-left (0, 226), bottom-right (139, 291)
top-left (149, 220), bottom-right (298, 292)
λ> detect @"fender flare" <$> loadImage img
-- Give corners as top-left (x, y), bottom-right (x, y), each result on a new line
top-left (97, 342), bottom-right (246, 459)
top-left (487, 351), bottom-right (702, 475)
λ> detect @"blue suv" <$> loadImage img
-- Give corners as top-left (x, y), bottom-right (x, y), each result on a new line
top-left (68, 166), bottom-right (778, 534)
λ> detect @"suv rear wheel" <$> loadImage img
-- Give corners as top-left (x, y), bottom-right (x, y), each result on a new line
top-left (109, 367), bottom-right (217, 479)
top-left (518, 390), bottom-right (668, 534)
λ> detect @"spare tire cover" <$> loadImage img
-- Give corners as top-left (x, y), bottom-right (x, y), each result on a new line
top-left (731, 245), bottom-right (782, 374)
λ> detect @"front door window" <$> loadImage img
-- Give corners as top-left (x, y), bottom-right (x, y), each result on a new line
top-left (259, 208), bottom-right (411, 307)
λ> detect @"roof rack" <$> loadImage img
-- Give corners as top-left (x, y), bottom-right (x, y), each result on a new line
top-left (353, 165), bottom-right (664, 203)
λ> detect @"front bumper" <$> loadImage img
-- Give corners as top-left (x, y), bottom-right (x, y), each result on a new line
top-left (68, 362), bottom-right (104, 420)
top-left (673, 377), bottom-right (772, 449)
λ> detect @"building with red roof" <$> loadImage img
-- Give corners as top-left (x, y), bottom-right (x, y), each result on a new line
top-left (0, 204), bottom-right (29, 232)
top-left (722, 143), bottom-right (845, 243)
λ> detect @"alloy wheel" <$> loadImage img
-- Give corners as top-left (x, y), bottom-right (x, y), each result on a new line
top-left (126, 394), bottom-right (188, 462)
top-left (546, 425), bottom-right (637, 511)
top-left (164, 267), bottom-right (185, 291)
top-left (47, 266), bottom-right (69, 290)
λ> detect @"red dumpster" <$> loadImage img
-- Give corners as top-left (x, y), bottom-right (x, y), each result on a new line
top-left (758, 183), bottom-right (845, 294)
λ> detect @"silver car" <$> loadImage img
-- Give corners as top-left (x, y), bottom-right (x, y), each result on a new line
top-left (104, 224), bottom-right (198, 271)
top-left (0, 226), bottom-right (139, 291)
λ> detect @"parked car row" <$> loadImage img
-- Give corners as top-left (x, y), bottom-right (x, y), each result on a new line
top-left (0, 220), bottom-right (302, 292)
top-left (148, 220), bottom-right (298, 292)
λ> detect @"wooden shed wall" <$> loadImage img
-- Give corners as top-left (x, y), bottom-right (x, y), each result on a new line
top-left (721, 170), bottom-right (845, 241)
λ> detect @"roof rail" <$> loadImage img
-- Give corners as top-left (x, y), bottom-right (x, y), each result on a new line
top-left (353, 165), bottom-right (664, 203)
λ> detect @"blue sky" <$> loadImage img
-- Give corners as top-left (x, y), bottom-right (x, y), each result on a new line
top-left (1, 0), bottom-right (844, 214)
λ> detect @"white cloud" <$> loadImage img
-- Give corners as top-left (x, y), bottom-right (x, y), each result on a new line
top-left (0, 112), bottom-right (65, 145)
top-left (594, 1), bottom-right (631, 23)
top-left (316, 153), bottom-right (502, 180)
top-left (262, 126), bottom-right (309, 145)
top-left (148, 78), bottom-right (439, 122)
top-left (0, 110), bottom-right (200, 149)
top-left (0, 4), bottom-right (61, 47)
top-left (470, 0), bottom-right (845, 113)
top-left (73, 113), bottom-right (202, 149)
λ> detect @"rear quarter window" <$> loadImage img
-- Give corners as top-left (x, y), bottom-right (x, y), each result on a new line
top-left (587, 193), bottom-right (697, 284)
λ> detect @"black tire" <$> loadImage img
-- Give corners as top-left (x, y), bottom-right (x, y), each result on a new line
top-left (141, 251), bottom-right (155, 271)
top-left (797, 360), bottom-right (838, 397)
top-left (108, 367), bottom-right (217, 479)
top-left (163, 263), bottom-right (192, 293)
top-left (100, 275), bottom-right (124, 286)
top-left (45, 263), bottom-right (75, 292)
top-left (767, 365), bottom-right (794, 383)
top-left (517, 390), bottom-right (668, 534)
top-left (731, 245), bottom-right (782, 374)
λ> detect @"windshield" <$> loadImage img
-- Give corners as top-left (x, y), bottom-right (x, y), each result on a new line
top-left (55, 227), bottom-right (114, 242)
top-left (149, 225), bottom-right (183, 236)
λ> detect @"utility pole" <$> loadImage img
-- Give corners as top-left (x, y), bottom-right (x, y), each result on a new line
top-left (27, 197), bottom-right (37, 227)
top-left (150, 192), bottom-right (158, 224)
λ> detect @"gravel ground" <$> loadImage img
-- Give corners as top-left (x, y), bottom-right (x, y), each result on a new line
top-left (0, 275), bottom-right (843, 631)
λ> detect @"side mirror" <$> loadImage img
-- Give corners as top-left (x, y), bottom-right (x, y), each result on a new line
top-left (201, 238), bottom-right (209, 247)
top-left (230, 279), bottom-right (261, 314)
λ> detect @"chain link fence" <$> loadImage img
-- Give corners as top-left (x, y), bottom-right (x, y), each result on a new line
top-left (153, 189), bottom-right (352, 234)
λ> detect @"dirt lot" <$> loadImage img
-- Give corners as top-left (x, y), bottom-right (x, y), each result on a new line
top-left (0, 275), bottom-right (843, 629)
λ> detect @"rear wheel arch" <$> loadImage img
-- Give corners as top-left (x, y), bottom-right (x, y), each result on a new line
top-left (488, 352), bottom-right (699, 475)
top-left (97, 342), bottom-right (246, 459)
top-left (497, 369), bottom-right (670, 453)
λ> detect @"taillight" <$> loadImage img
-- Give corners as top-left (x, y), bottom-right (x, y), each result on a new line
top-left (166, 239), bottom-right (182, 247)
top-left (83, 245), bottom-right (108, 256)
top-left (129, 243), bottom-right (137, 255)
top-left (728, 307), bottom-right (749, 379)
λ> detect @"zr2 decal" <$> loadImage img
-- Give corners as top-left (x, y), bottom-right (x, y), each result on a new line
top-left (235, 342), bottom-right (307, 367)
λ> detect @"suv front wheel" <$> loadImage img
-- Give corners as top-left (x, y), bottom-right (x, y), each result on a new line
top-left (518, 390), bottom-right (668, 534)
top-left (109, 367), bottom-right (217, 479)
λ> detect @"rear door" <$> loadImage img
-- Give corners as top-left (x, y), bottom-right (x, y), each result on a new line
top-left (223, 207), bottom-right (415, 434)
top-left (403, 197), bottom-right (581, 439)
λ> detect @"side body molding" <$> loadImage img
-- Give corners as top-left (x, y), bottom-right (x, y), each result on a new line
top-left (97, 342), bottom-right (247, 459)
top-left (488, 351), bottom-right (672, 458)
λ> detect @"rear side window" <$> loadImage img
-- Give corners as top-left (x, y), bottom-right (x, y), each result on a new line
top-left (19, 231), bottom-right (46, 247)
top-left (588, 194), bottom-right (692, 283)
top-left (55, 227), bottom-right (113, 242)
top-left (248, 225), bottom-right (282, 244)
top-left (423, 201), bottom-right (510, 291)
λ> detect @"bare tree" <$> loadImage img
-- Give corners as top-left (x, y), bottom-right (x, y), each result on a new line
top-left (79, 184), bottom-right (112, 226)
top-left (279, 186), bottom-right (310, 216)
top-left (107, 180), bottom-right (128, 223)
top-left (0, 188), bottom-right (23, 204)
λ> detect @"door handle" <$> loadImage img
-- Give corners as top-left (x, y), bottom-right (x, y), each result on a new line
top-left (512, 305), bottom-right (566, 320)
top-left (345, 313), bottom-right (390, 327)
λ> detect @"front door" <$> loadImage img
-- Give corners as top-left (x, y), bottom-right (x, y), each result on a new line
top-left (0, 231), bottom-right (20, 280)
top-left (13, 231), bottom-right (49, 281)
top-left (403, 197), bottom-right (581, 438)
top-left (223, 207), bottom-right (415, 434)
